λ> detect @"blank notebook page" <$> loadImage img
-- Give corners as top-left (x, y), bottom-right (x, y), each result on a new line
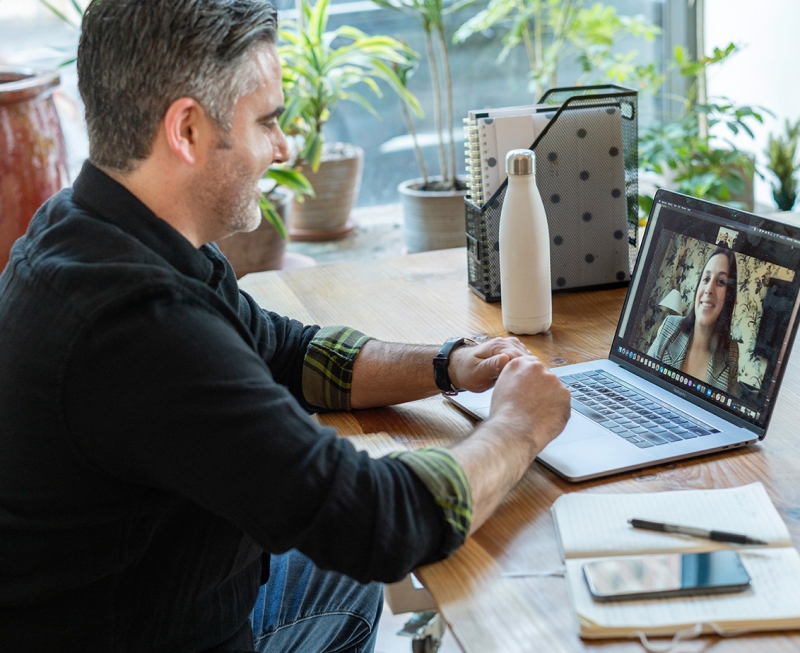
top-left (552, 482), bottom-right (791, 559)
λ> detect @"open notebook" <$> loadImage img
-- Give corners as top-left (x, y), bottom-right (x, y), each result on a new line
top-left (551, 483), bottom-right (800, 638)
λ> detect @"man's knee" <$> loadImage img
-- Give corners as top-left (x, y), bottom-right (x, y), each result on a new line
top-left (252, 551), bottom-right (384, 653)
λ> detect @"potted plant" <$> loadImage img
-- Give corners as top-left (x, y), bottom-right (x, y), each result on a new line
top-left (370, 0), bottom-right (473, 253)
top-left (764, 119), bottom-right (800, 212)
top-left (639, 43), bottom-right (768, 216)
top-left (278, 0), bottom-right (420, 241)
top-left (453, 0), bottom-right (661, 98)
top-left (0, 69), bottom-right (69, 272)
top-left (216, 166), bottom-right (314, 277)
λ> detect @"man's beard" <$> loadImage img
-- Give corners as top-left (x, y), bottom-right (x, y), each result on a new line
top-left (219, 182), bottom-right (261, 235)
top-left (196, 147), bottom-right (262, 238)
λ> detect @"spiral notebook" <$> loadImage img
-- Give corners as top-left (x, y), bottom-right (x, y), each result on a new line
top-left (464, 104), bottom-right (558, 204)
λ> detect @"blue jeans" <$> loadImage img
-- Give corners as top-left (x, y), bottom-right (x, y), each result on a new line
top-left (250, 549), bottom-right (384, 653)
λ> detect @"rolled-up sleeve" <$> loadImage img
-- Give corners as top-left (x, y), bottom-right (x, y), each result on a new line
top-left (303, 328), bottom-right (472, 550)
top-left (302, 326), bottom-right (373, 411)
top-left (391, 448), bottom-right (472, 550)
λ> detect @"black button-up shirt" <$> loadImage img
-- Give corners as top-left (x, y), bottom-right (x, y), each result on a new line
top-left (0, 163), bottom-right (452, 652)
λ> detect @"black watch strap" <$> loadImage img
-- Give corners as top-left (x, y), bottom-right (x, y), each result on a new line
top-left (433, 337), bottom-right (476, 395)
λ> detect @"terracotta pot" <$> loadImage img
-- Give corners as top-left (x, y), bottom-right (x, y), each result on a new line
top-left (216, 189), bottom-right (291, 278)
top-left (0, 68), bottom-right (69, 272)
top-left (290, 143), bottom-right (363, 241)
top-left (398, 177), bottom-right (467, 253)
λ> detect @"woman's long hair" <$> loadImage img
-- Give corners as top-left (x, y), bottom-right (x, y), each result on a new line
top-left (679, 247), bottom-right (738, 356)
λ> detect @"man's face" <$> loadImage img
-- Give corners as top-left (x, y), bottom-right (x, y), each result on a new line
top-left (197, 45), bottom-right (289, 239)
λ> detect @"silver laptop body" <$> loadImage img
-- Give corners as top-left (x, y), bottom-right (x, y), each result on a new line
top-left (449, 190), bottom-right (800, 481)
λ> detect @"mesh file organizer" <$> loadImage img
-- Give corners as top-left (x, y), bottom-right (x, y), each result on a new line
top-left (465, 85), bottom-right (639, 302)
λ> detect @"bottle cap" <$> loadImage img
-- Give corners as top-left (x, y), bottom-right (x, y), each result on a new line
top-left (505, 149), bottom-right (535, 176)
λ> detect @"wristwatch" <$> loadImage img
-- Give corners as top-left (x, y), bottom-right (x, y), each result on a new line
top-left (433, 337), bottom-right (477, 395)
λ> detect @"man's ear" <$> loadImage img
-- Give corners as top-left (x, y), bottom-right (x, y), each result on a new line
top-left (163, 98), bottom-right (212, 166)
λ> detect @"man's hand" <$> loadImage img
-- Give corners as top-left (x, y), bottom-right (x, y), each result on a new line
top-left (450, 355), bottom-right (571, 534)
top-left (448, 337), bottom-right (530, 393)
top-left (487, 355), bottom-right (572, 454)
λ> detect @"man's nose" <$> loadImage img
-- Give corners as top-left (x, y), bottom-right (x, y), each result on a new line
top-left (273, 129), bottom-right (290, 164)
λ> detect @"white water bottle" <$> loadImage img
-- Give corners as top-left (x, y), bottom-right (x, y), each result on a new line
top-left (499, 149), bottom-right (552, 335)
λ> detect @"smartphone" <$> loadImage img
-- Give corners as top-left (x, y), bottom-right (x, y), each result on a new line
top-left (582, 550), bottom-right (752, 602)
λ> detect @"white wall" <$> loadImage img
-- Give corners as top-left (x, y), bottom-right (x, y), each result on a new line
top-left (0, 0), bottom-right (40, 20)
top-left (705, 0), bottom-right (800, 209)
top-left (0, 0), bottom-right (84, 21)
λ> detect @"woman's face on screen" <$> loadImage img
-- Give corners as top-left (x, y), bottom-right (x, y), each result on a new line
top-left (694, 253), bottom-right (730, 328)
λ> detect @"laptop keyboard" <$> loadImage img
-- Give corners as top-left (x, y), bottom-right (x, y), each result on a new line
top-left (560, 370), bottom-right (720, 449)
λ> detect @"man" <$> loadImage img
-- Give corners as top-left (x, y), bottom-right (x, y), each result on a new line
top-left (0, 1), bottom-right (570, 651)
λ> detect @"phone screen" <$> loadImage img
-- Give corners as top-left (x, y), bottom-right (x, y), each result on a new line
top-left (582, 550), bottom-right (752, 601)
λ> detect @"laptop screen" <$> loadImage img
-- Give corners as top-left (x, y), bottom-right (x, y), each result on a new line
top-left (611, 190), bottom-right (800, 433)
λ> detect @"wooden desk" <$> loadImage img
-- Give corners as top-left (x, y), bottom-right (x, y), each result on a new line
top-left (239, 248), bottom-right (800, 653)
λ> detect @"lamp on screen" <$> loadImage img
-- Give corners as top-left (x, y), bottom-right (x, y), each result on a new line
top-left (659, 289), bottom-right (684, 315)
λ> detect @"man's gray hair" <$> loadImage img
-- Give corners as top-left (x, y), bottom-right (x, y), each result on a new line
top-left (78, 0), bottom-right (278, 172)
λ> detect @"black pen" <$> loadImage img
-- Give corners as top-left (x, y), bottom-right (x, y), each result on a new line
top-left (629, 518), bottom-right (768, 546)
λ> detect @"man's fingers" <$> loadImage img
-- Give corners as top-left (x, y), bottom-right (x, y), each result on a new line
top-left (492, 352), bottom-right (511, 371)
top-left (468, 337), bottom-right (530, 365)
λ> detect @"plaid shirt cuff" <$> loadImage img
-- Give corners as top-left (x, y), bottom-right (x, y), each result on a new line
top-left (391, 447), bottom-right (472, 541)
top-left (302, 326), bottom-right (374, 411)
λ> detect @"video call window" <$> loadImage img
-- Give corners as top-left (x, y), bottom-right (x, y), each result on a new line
top-left (616, 201), bottom-right (800, 429)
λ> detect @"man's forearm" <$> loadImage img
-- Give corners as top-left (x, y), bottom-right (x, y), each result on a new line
top-left (351, 340), bottom-right (550, 535)
top-left (349, 337), bottom-right (531, 410)
top-left (350, 340), bottom-right (440, 409)
top-left (448, 356), bottom-right (572, 535)
top-left (351, 344), bottom-right (571, 539)
top-left (448, 417), bottom-right (540, 535)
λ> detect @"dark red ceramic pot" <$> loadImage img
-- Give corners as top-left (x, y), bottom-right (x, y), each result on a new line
top-left (0, 68), bottom-right (69, 271)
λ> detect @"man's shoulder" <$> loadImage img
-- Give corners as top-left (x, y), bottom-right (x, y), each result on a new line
top-left (17, 190), bottom-right (193, 310)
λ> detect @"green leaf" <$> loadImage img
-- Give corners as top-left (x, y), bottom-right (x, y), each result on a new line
top-left (373, 59), bottom-right (423, 116)
top-left (258, 197), bottom-right (290, 241)
top-left (309, 0), bottom-right (330, 42)
top-left (279, 0), bottom-right (423, 150)
top-left (305, 132), bottom-right (323, 171)
top-left (265, 168), bottom-right (315, 196)
top-left (39, 0), bottom-right (80, 28)
top-left (341, 90), bottom-right (382, 119)
top-left (638, 194), bottom-right (654, 222)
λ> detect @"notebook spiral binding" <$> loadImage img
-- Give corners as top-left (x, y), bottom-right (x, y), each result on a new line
top-left (464, 118), bottom-right (485, 205)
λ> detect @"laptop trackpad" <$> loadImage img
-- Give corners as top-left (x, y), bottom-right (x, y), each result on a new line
top-left (549, 411), bottom-right (608, 446)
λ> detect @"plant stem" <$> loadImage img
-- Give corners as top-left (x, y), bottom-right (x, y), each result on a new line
top-left (424, 26), bottom-right (449, 185)
top-left (548, 0), bottom-right (577, 92)
top-left (695, 0), bottom-right (709, 140)
top-left (401, 97), bottom-right (429, 185)
top-left (437, 24), bottom-right (457, 188)
top-left (533, 0), bottom-right (543, 98)
top-left (515, 0), bottom-right (538, 96)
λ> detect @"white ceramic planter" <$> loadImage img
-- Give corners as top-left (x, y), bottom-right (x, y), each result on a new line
top-left (290, 143), bottom-right (363, 241)
top-left (398, 177), bottom-right (467, 253)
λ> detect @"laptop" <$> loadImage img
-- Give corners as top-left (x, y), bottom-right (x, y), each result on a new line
top-left (449, 189), bottom-right (800, 481)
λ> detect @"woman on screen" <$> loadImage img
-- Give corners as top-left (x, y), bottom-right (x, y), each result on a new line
top-left (648, 247), bottom-right (739, 394)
